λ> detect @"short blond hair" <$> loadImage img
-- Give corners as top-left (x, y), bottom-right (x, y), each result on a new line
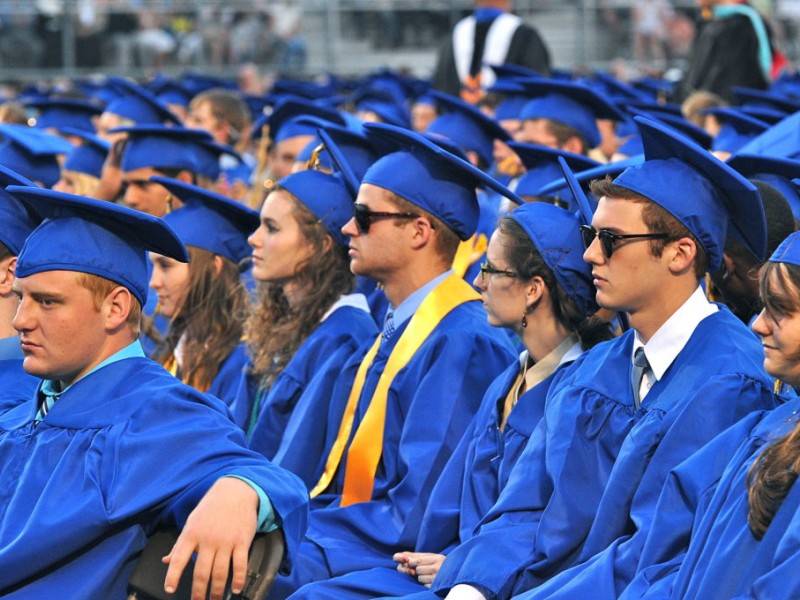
top-left (75, 272), bottom-right (142, 336)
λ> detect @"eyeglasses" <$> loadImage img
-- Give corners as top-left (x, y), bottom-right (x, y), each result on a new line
top-left (479, 262), bottom-right (517, 283)
top-left (353, 203), bottom-right (420, 234)
top-left (579, 225), bottom-right (670, 259)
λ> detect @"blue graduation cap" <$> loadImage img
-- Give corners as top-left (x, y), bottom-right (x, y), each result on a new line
top-left (265, 99), bottom-right (346, 144)
top-left (114, 125), bottom-right (215, 174)
top-left (768, 229), bottom-right (800, 266)
top-left (738, 105), bottom-right (789, 125)
top-left (733, 86), bottom-right (800, 115)
top-left (180, 72), bottom-right (237, 95)
top-left (623, 108), bottom-right (713, 150)
top-left (588, 71), bottom-right (652, 104)
top-left (361, 122), bottom-right (523, 240)
top-left (727, 153), bottom-right (800, 220)
top-left (60, 128), bottom-right (110, 178)
top-left (0, 165), bottom-right (40, 255)
top-left (612, 116), bottom-right (767, 270)
top-left (193, 140), bottom-right (244, 180)
top-left (27, 98), bottom-right (102, 134)
top-left (517, 79), bottom-right (626, 148)
top-left (737, 111), bottom-right (800, 160)
top-left (486, 80), bottom-right (530, 122)
top-left (508, 199), bottom-right (598, 319)
top-left (629, 77), bottom-right (675, 101)
top-left (151, 78), bottom-right (195, 109)
top-left (703, 107), bottom-right (770, 154)
top-left (508, 141), bottom-right (600, 199)
top-left (426, 90), bottom-right (510, 167)
top-left (103, 78), bottom-right (180, 125)
top-left (150, 176), bottom-right (258, 263)
top-left (0, 124), bottom-right (73, 187)
top-left (10, 186), bottom-right (188, 306)
top-left (352, 88), bottom-right (410, 129)
top-left (299, 118), bottom-right (377, 181)
top-left (536, 154), bottom-right (644, 201)
top-left (276, 169), bottom-right (357, 248)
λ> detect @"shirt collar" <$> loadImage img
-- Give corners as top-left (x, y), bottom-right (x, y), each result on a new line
top-left (321, 292), bottom-right (371, 322)
top-left (388, 270), bottom-right (453, 330)
top-left (41, 340), bottom-right (145, 397)
top-left (632, 286), bottom-right (718, 381)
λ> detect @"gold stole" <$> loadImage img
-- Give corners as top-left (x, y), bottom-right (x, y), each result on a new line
top-left (309, 273), bottom-right (480, 505)
top-left (160, 354), bottom-right (210, 393)
top-left (452, 233), bottom-right (488, 278)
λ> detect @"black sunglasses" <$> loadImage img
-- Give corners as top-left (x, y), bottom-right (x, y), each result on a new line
top-left (579, 224), bottom-right (670, 259)
top-left (478, 262), bottom-right (517, 283)
top-left (353, 203), bottom-right (420, 234)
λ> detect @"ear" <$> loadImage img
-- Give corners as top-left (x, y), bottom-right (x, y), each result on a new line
top-left (667, 236), bottom-right (698, 275)
top-left (321, 233), bottom-right (334, 254)
top-left (525, 275), bottom-right (546, 311)
top-left (561, 136), bottom-right (585, 155)
top-left (176, 170), bottom-right (194, 184)
top-left (0, 256), bottom-right (16, 295)
top-left (212, 254), bottom-right (224, 277)
top-left (102, 285), bottom-right (134, 332)
top-left (408, 216), bottom-right (436, 250)
top-left (720, 252), bottom-right (736, 281)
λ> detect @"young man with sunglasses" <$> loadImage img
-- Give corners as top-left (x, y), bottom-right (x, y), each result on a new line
top-left (267, 124), bottom-right (521, 598)
top-left (425, 117), bottom-right (778, 600)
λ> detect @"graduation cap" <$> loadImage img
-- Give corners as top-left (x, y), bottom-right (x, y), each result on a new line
top-left (508, 141), bottom-right (600, 199)
top-left (517, 79), bottom-right (626, 148)
top-left (26, 98), bottom-right (102, 134)
top-left (737, 111), bottom-right (800, 160)
top-left (622, 108), bottom-right (714, 151)
top-left (352, 88), bottom-right (410, 129)
top-left (426, 90), bottom-right (510, 167)
top-left (265, 99), bottom-right (346, 144)
top-left (151, 78), bottom-right (195, 109)
top-left (536, 154), bottom-right (644, 202)
top-left (150, 176), bottom-right (258, 263)
top-left (0, 165), bottom-right (40, 255)
top-left (612, 116), bottom-right (767, 270)
top-left (703, 107), bottom-right (770, 154)
top-left (768, 229), bottom-right (800, 267)
top-left (193, 140), bottom-right (244, 180)
top-left (180, 72), bottom-right (237, 95)
top-left (733, 86), bottom-right (800, 115)
top-left (60, 128), bottom-right (110, 178)
top-left (0, 124), bottom-right (73, 188)
top-left (114, 125), bottom-right (215, 174)
top-left (10, 186), bottom-right (188, 306)
top-left (298, 118), bottom-right (377, 180)
top-left (727, 153), bottom-right (800, 221)
top-left (588, 71), bottom-right (652, 104)
top-left (507, 197), bottom-right (598, 319)
top-left (361, 122), bottom-right (522, 241)
top-left (103, 78), bottom-right (181, 125)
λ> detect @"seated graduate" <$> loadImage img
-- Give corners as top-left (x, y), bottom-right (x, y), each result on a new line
top-left (618, 231), bottom-right (800, 600)
top-left (51, 129), bottom-right (110, 198)
top-left (233, 159), bottom-right (378, 486)
top-left (0, 186), bottom-right (308, 599)
top-left (147, 176), bottom-right (258, 408)
top-left (0, 166), bottom-right (42, 412)
top-left (288, 197), bottom-right (616, 599)
top-left (426, 116), bottom-right (778, 600)
top-left (268, 123), bottom-right (520, 599)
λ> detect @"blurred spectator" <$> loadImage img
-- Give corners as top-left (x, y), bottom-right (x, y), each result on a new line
top-left (270, 0), bottom-right (307, 73)
top-left (632, 0), bottom-right (674, 67)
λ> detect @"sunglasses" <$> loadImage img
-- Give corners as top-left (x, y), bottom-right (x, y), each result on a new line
top-left (353, 203), bottom-right (420, 234)
top-left (579, 225), bottom-right (670, 259)
top-left (478, 262), bottom-right (517, 283)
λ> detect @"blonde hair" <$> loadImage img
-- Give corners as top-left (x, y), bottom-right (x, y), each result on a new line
top-left (75, 272), bottom-right (142, 336)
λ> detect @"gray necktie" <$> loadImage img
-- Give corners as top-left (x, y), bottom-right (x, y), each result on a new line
top-left (382, 310), bottom-right (395, 343)
top-left (631, 347), bottom-right (650, 410)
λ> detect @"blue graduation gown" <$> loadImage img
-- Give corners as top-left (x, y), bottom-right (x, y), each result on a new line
top-left (286, 356), bottom-right (571, 600)
top-left (248, 306), bottom-right (378, 487)
top-left (620, 397), bottom-right (800, 600)
top-left (207, 342), bottom-right (249, 408)
top-left (0, 336), bottom-right (38, 413)
top-left (433, 307), bottom-right (776, 600)
top-left (270, 301), bottom-right (517, 598)
top-left (0, 357), bottom-right (308, 599)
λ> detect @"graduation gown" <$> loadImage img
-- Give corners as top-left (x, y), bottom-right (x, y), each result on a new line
top-left (616, 396), bottom-right (800, 600)
top-left (287, 355), bottom-right (573, 600)
top-left (0, 357), bottom-right (309, 599)
top-left (0, 336), bottom-right (38, 414)
top-left (270, 301), bottom-right (517, 598)
top-left (208, 342), bottom-right (249, 408)
top-left (248, 305), bottom-right (378, 487)
top-left (432, 307), bottom-right (776, 600)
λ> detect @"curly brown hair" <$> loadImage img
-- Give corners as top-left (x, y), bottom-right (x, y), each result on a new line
top-left (152, 246), bottom-right (249, 391)
top-left (747, 261), bottom-right (800, 539)
top-left (246, 188), bottom-right (355, 388)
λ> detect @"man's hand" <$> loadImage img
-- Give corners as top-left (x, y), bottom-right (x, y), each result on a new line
top-left (162, 477), bottom-right (259, 600)
top-left (392, 551), bottom-right (446, 587)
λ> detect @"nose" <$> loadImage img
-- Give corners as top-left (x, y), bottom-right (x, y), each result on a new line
top-left (582, 230), bottom-right (604, 265)
top-left (751, 308), bottom-right (770, 337)
top-left (12, 298), bottom-right (32, 333)
top-left (341, 216), bottom-right (359, 238)
top-left (248, 227), bottom-right (261, 249)
top-left (472, 270), bottom-right (486, 291)
top-left (149, 268), bottom-right (162, 291)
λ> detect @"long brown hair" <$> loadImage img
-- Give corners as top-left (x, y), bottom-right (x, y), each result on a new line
top-left (246, 189), bottom-right (355, 389)
top-left (497, 216), bottom-right (615, 349)
top-left (747, 260), bottom-right (800, 539)
top-left (152, 246), bottom-right (249, 391)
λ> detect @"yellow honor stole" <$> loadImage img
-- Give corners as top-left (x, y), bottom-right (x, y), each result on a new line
top-left (452, 233), bottom-right (488, 278)
top-left (310, 272), bottom-right (480, 505)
